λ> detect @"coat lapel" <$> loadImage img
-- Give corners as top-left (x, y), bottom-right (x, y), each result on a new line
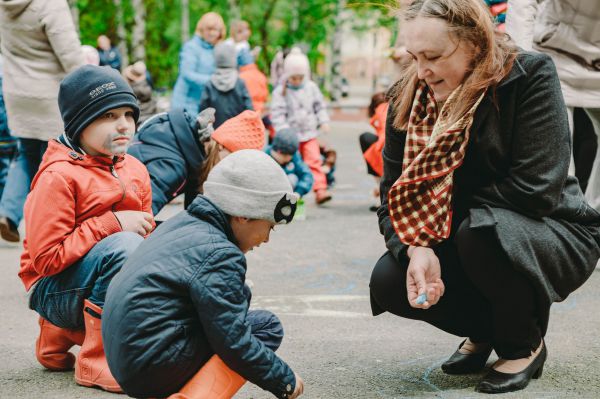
top-left (471, 56), bottom-right (527, 135)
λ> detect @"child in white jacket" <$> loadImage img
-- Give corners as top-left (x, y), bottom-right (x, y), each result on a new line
top-left (270, 48), bottom-right (332, 205)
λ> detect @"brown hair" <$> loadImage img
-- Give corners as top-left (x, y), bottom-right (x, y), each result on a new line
top-left (198, 139), bottom-right (222, 194)
top-left (368, 92), bottom-right (387, 117)
top-left (195, 12), bottom-right (226, 42)
top-left (389, 0), bottom-right (517, 130)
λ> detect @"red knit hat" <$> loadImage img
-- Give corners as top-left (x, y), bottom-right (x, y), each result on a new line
top-left (211, 110), bottom-right (265, 152)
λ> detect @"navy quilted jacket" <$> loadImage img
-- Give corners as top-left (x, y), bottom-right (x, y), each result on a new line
top-left (128, 109), bottom-right (205, 215)
top-left (102, 195), bottom-right (296, 398)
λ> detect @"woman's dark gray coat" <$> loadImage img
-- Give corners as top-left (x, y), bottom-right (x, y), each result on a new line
top-left (379, 51), bottom-right (600, 334)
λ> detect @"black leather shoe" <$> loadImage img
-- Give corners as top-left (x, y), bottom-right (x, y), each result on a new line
top-left (441, 339), bottom-right (493, 375)
top-left (476, 341), bottom-right (547, 394)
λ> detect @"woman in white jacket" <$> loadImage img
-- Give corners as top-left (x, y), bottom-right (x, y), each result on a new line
top-left (506, 0), bottom-right (600, 210)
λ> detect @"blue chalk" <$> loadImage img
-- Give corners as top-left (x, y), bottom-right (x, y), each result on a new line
top-left (416, 293), bottom-right (427, 305)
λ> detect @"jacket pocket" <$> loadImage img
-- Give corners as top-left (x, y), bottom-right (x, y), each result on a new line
top-left (535, 21), bottom-right (600, 65)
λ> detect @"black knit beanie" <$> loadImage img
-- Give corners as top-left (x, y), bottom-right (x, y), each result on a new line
top-left (58, 65), bottom-right (140, 142)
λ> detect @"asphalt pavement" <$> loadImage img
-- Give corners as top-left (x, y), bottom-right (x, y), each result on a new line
top-left (1, 120), bottom-right (599, 398)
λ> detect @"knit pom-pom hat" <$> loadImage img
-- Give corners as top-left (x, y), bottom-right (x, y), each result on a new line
top-left (211, 110), bottom-right (265, 152)
top-left (283, 47), bottom-right (310, 77)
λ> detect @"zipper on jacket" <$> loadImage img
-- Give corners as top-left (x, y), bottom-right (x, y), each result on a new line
top-left (110, 161), bottom-right (127, 211)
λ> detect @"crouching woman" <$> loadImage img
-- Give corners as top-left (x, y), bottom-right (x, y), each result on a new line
top-left (369, 0), bottom-right (600, 394)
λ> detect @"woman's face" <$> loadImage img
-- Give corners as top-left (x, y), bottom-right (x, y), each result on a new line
top-left (202, 22), bottom-right (222, 45)
top-left (403, 17), bottom-right (475, 102)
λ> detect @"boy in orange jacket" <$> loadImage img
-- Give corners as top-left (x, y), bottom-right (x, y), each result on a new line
top-left (18, 65), bottom-right (155, 393)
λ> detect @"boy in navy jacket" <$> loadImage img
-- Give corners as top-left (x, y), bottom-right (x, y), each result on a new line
top-left (103, 150), bottom-right (304, 399)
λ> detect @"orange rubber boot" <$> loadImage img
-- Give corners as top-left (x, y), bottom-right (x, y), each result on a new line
top-left (74, 299), bottom-right (123, 393)
top-left (36, 317), bottom-right (85, 371)
top-left (168, 355), bottom-right (246, 399)
top-left (315, 189), bottom-right (332, 205)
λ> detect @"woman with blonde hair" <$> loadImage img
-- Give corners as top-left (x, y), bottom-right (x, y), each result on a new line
top-left (171, 12), bottom-right (226, 115)
top-left (369, 0), bottom-right (600, 394)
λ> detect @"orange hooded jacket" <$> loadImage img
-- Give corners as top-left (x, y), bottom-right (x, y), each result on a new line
top-left (19, 140), bottom-right (154, 291)
top-left (363, 102), bottom-right (389, 177)
top-left (239, 64), bottom-right (269, 116)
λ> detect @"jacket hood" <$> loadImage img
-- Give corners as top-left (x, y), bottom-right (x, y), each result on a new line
top-left (211, 68), bottom-right (238, 92)
top-left (0, 0), bottom-right (33, 17)
top-left (31, 140), bottom-right (124, 189)
top-left (187, 195), bottom-right (238, 245)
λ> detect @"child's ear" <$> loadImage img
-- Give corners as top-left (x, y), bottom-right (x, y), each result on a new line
top-left (233, 216), bottom-right (251, 224)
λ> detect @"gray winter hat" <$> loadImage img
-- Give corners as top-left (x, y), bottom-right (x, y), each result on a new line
top-left (204, 149), bottom-right (299, 224)
top-left (213, 42), bottom-right (237, 69)
top-left (272, 128), bottom-right (299, 155)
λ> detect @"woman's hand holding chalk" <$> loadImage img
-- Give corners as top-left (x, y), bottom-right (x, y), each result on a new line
top-left (406, 247), bottom-right (446, 309)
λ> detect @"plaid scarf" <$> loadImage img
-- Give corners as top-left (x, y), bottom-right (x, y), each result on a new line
top-left (388, 82), bottom-right (485, 247)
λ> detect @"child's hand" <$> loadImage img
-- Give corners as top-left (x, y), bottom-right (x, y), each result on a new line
top-left (114, 211), bottom-right (154, 236)
top-left (321, 164), bottom-right (331, 175)
top-left (290, 373), bottom-right (304, 399)
top-left (319, 124), bottom-right (330, 134)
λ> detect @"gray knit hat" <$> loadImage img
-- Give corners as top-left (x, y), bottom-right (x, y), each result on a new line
top-left (272, 128), bottom-right (299, 155)
top-left (213, 42), bottom-right (237, 68)
top-left (204, 149), bottom-right (299, 224)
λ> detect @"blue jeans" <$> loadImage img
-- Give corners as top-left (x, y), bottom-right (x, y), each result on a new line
top-left (246, 309), bottom-right (284, 352)
top-left (0, 147), bottom-right (15, 200)
top-left (116, 309), bottom-right (284, 397)
top-left (0, 138), bottom-right (48, 226)
top-left (29, 232), bottom-right (143, 330)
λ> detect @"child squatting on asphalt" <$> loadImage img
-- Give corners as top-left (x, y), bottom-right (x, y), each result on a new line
top-left (102, 150), bottom-right (305, 399)
top-left (19, 65), bottom-right (155, 393)
top-left (265, 127), bottom-right (314, 199)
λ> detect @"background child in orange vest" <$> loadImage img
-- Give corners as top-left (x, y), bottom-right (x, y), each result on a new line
top-left (270, 48), bottom-right (332, 205)
top-left (238, 48), bottom-right (268, 118)
top-left (20, 65), bottom-right (154, 393)
top-left (359, 92), bottom-right (388, 211)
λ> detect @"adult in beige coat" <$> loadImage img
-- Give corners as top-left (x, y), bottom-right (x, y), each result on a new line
top-left (506, 0), bottom-right (600, 210)
top-left (0, 0), bottom-right (83, 242)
